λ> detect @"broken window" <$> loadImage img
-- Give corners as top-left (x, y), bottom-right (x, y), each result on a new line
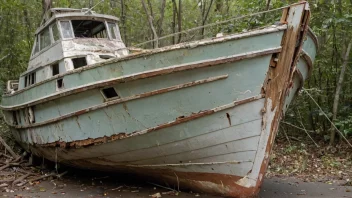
top-left (72, 57), bottom-right (87, 69)
top-left (33, 36), bottom-right (40, 55)
top-left (51, 23), bottom-right (61, 41)
top-left (102, 87), bottom-right (119, 99)
top-left (40, 27), bottom-right (51, 50)
top-left (57, 78), bottom-right (64, 89)
top-left (71, 20), bottom-right (108, 38)
top-left (60, 21), bottom-right (73, 38)
top-left (24, 76), bottom-right (28, 87)
top-left (24, 72), bottom-right (36, 87)
top-left (31, 73), bottom-right (35, 85)
top-left (52, 63), bottom-right (59, 76)
top-left (108, 23), bottom-right (117, 39)
top-left (107, 22), bottom-right (121, 40)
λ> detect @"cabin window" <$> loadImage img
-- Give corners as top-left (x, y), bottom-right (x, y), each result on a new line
top-left (51, 23), bottom-right (61, 41)
top-left (24, 72), bottom-right (36, 87)
top-left (57, 78), bottom-right (64, 89)
top-left (107, 23), bottom-right (117, 39)
top-left (52, 63), bottom-right (59, 76)
top-left (102, 87), bottom-right (119, 99)
top-left (71, 20), bottom-right (108, 38)
top-left (33, 36), bottom-right (40, 55)
top-left (99, 55), bottom-right (115, 59)
top-left (60, 21), bottom-right (73, 38)
top-left (72, 57), bottom-right (87, 69)
top-left (24, 76), bottom-right (28, 87)
top-left (40, 27), bottom-right (51, 50)
top-left (31, 73), bottom-right (35, 85)
top-left (107, 22), bottom-right (121, 40)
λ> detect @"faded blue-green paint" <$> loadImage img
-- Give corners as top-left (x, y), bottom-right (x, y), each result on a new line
top-left (27, 99), bottom-right (264, 163)
top-left (303, 34), bottom-right (317, 62)
top-left (1, 31), bottom-right (283, 107)
top-left (33, 55), bottom-right (268, 124)
top-left (19, 55), bottom-right (268, 144)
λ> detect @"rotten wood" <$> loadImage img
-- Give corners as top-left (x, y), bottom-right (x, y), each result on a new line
top-left (0, 152), bottom-right (12, 159)
top-left (0, 136), bottom-right (18, 158)
top-left (255, 2), bottom-right (311, 194)
top-left (12, 173), bottom-right (32, 187)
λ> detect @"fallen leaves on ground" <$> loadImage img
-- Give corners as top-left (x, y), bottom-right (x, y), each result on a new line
top-left (268, 138), bottom-right (352, 185)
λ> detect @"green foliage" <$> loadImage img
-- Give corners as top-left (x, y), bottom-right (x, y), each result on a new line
top-left (335, 116), bottom-right (352, 136)
top-left (283, 0), bottom-right (352, 143)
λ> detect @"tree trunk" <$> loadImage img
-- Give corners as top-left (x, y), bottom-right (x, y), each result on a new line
top-left (158, 0), bottom-right (166, 36)
top-left (141, 0), bottom-right (158, 48)
top-left (172, 0), bottom-right (177, 44)
top-left (42, 0), bottom-right (52, 15)
top-left (177, 0), bottom-right (182, 43)
top-left (262, 0), bottom-right (271, 19)
top-left (330, 40), bottom-right (352, 145)
top-left (201, 0), bottom-right (214, 38)
top-left (120, 0), bottom-right (128, 44)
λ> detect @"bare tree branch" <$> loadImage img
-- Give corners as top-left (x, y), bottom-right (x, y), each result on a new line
top-left (141, 0), bottom-right (158, 48)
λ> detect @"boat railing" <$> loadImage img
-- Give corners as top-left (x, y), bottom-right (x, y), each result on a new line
top-left (132, 3), bottom-right (302, 49)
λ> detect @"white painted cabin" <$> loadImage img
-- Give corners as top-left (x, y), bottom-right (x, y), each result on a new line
top-left (17, 8), bottom-right (128, 91)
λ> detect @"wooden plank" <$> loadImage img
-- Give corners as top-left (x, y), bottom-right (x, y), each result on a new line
top-left (127, 136), bottom-right (260, 165)
top-left (240, 2), bottom-right (310, 189)
top-left (29, 99), bottom-right (265, 162)
top-left (100, 120), bottom-right (262, 164)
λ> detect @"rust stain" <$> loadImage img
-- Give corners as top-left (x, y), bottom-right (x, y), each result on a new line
top-left (256, 2), bottom-right (311, 193)
top-left (49, 157), bottom-right (257, 197)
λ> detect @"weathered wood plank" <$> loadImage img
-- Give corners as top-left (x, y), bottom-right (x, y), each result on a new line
top-left (99, 120), bottom-right (262, 164)
top-left (31, 99), bottom-right (265, 161)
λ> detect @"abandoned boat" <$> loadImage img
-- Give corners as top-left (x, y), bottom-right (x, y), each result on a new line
top-left (1, 2), bottom-right (317, 197)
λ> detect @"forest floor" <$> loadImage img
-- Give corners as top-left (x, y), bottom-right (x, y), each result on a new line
top-left (1, 137), bottom-right (352, 198)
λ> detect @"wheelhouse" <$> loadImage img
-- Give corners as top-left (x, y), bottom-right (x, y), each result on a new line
top-left (17, 8), bottom-right (128, 90)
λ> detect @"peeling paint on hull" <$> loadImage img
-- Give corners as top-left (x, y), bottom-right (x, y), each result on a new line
top-left (1, 2), bottom-right (318, 198)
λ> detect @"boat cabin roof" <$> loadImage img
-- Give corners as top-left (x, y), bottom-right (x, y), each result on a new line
top-left (37, 8), bottom-right (119, 34)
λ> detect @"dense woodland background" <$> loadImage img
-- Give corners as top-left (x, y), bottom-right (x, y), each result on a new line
top-left (0, 0), bottom-right (351, 147)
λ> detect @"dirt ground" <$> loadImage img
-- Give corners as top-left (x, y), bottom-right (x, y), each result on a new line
top-left (1, 169), bottom-right (352, 198)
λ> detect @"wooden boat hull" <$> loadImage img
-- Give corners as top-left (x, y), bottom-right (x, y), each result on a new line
top-left (1, 3), bottom-right (317, 197)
